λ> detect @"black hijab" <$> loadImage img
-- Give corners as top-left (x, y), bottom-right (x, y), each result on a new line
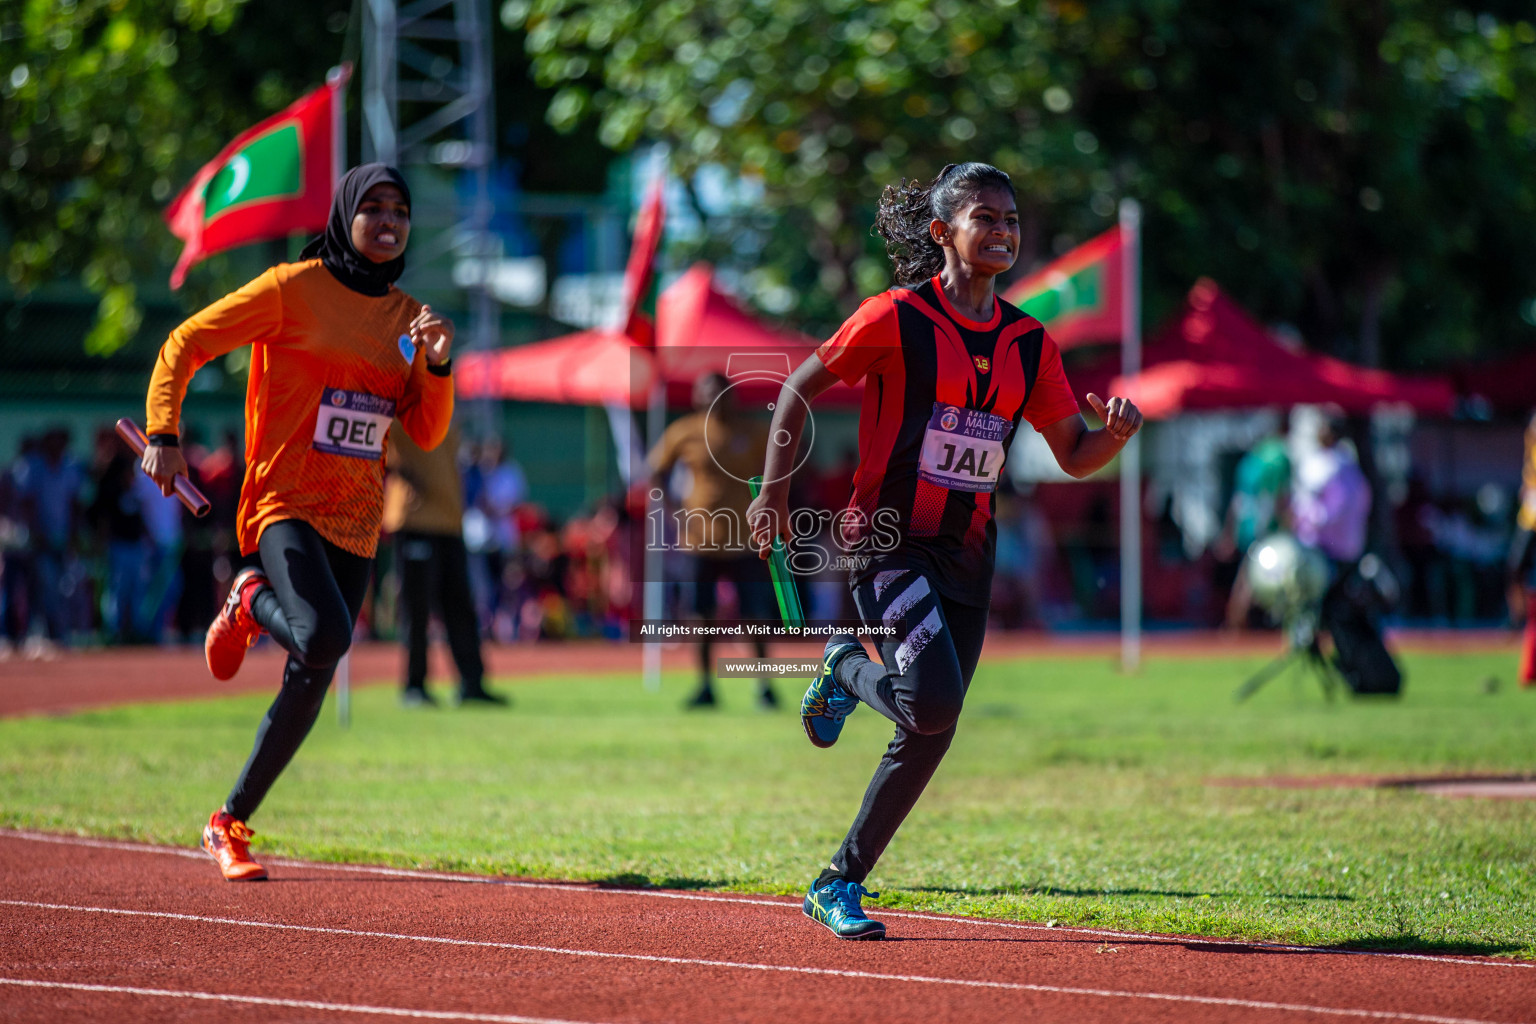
top-left (300, 163), bottom-right (411, 297)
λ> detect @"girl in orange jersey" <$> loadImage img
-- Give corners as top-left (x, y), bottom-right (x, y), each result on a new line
top-left (142, 164), bottom-right (455, 881)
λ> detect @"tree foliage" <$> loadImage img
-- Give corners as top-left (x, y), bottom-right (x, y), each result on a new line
top-left (1, 0), bottom-right (617, 357)
top-left (1, 0), bottom-right (352, 355)
top-left (508, 0), bottom-right (1536, 367)
top-left (7, 0), bottom-right (1535, 366)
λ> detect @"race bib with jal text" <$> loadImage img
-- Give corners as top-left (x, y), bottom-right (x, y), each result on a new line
top-left (917, 403), bottom-right (1009, 493)
top-left (313, 387), bottom-right (395, 459)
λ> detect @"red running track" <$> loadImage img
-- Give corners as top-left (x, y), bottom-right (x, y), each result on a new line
top-left (1, 829), bottom-right (1532, 1024)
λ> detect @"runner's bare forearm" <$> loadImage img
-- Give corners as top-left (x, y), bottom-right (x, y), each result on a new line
top-left (1057, 425), bottom-right (1128, 478)
top-left (1041, 409), bottom-right (1142, 479)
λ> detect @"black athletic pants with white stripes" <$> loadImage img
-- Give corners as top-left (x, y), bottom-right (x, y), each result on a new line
top-left (819, 568), bottom-right (988, 887)
top-left (225, 519), bottom-right (372, 822)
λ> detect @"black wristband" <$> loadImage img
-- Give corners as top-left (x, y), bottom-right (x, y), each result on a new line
top-left (427, 358), bottom-right (453, 377)
top-left (147, 433), bottom-right (180, 448)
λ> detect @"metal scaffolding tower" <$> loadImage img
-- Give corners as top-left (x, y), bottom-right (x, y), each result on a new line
top-left (361, 0), bottom-right (497, 369)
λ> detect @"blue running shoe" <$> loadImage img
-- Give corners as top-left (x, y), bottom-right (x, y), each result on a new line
top-left (801, 638), bottom-right (863, 748)
top-left (803, 878), bottom-right (885, 939)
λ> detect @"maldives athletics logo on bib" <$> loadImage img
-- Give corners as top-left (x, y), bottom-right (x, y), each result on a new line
top-left (165, 68), bottom-right (349, 288)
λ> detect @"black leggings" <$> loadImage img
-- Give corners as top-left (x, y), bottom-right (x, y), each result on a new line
top-left (821, 569), bottom-right (988, 885)
top-left (224, 519), bottom-right (372, 821)
top-left (397, 532), bottom-right (484, 693)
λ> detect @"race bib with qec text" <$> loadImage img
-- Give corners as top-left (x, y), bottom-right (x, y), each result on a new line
top-left (313, 387), bottom-right (396, 459)
top-left (917, 403), bottom-right (1010, 493)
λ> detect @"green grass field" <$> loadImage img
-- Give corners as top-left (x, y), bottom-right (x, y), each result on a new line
top-left (2, 649), bottom-right (1533, 957)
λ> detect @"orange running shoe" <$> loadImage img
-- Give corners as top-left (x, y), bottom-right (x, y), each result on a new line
top-left (201, 809), bottom-right (268, 881)
top-left (205, 567), bottom-right (269, 681)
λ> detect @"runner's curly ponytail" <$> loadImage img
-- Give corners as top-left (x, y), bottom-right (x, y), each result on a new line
top-left (874, 162), bottom-right (1016, 287)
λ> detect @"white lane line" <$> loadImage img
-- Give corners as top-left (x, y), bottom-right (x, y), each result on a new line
top-left (0, 829), bottom-right (791, 906)
top-left (0, 978), bottom-right (617, 1024)
top-left (0, 900), bottom-right (1526, 1024)
top-left (3, 831), bottom-right (209, 861)
top-left (3, 829), bottom-right (1529, 972)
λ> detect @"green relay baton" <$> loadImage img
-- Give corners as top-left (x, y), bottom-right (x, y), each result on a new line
top-left (748, 475), bottom-right (805, 629)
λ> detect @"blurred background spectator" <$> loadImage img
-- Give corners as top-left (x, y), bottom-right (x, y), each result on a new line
top-left (1293, 413), bottom-right (1372, 568)
top-left (1219, 431), bottom-right (1292, 629)
top-left (133, 453), bottom-right (184, 643)
top-left (0, 437), bottom-right (40, 657)
top-left (462, 437), bottom-right (528, 642)
top-left (648, 372), bottom-right (777, 710)
top-left (384, 421), bottom-right (506, 707)
top-left (991, 483), bottom-right (1056, 631)
top-left (88, 434), bottom-right (146, 645)
top-left (1292, 412), bottom-right (1401, 694)
top-left (30, 428), bottom-right (85, 651)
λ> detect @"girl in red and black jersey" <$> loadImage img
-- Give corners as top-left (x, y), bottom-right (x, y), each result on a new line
top-left (748, 162), bottom-right (1142, 939)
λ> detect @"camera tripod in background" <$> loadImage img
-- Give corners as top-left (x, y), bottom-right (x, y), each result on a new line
top-left (1232, 611), bottom-right (1344, 703)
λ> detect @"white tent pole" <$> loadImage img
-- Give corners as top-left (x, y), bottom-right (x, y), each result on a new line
top-left (641, 382), bottom-right (666, 691)
top-left (335, 653), bottom-right (352, 729)
top-left (1119, 198), bottom-right (1143, 674)
top-left (329, 63), bottom-right (354, 727)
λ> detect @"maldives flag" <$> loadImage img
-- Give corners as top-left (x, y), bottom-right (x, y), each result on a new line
top-left (620, 180), bottom-right (666, 346)
top-left (165, 70), bottom-right (347, 289)
top-left (1002, 226), bottom-right (1123, 349)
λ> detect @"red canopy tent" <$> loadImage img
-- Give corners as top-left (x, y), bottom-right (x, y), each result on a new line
top-left (454, 326), bottom-right (654, 407)
top-left (457, 263), bottom-right (856, 408)
top-left (1069, 279), bottom-right (1455, 419)
top-left (1452, 347), bottom-right (1536, 417)
top-left (649, 263), bottom-right (859, 407)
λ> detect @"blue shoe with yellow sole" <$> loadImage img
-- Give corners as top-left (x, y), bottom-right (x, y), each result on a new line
top-left (803, 877), bottom-right (885, 939)
top-left (800, 637), bottom-right (863, 748)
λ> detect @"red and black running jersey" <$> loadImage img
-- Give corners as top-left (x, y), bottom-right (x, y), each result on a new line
top-left (817, 276), bottom-right (1079, 607)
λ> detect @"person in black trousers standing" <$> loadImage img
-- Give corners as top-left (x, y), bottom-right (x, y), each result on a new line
top-left (384, 421), bottom-right (507, 706)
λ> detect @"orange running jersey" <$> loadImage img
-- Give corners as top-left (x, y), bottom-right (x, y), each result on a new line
top-left (147, 259), bottom-right (454, 558)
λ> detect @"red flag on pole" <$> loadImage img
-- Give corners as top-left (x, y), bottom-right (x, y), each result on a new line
top-left (619, 180), bottom-right (666, 346)
top-left (165, 68), bottom-right (350, 288)
top-left (1002, 226), bottom-right (1124, 349)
